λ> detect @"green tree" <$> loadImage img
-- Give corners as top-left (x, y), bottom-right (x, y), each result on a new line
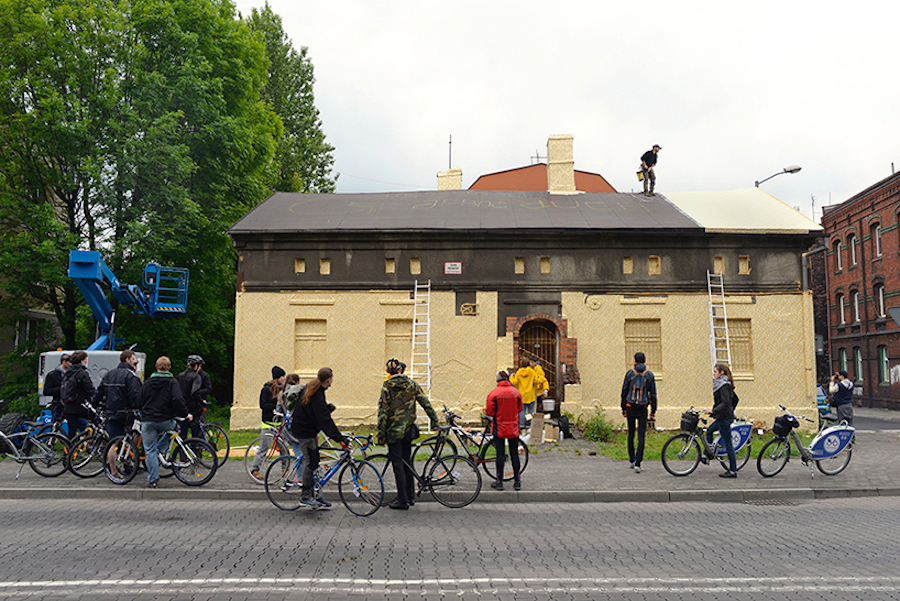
top-left (245, 2), bottom-right (337, 193)
top-left (0, 0), bottom-right (283, 405)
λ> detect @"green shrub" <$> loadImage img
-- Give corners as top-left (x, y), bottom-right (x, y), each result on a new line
top-left (577, 407), bottom-right (615, 443)
top-left (5, 394), bottom-right (40, 419)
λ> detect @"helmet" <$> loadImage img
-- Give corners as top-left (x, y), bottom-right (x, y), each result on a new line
top-left (187, 354), bottom-right (205, 366)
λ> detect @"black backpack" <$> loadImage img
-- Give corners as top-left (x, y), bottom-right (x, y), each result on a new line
top-left (558, 415), bottom-right (574, 439)
top-left (627, 370), bottom-right (650, 406)
top-left (60, 370), bottom-right (80, 404)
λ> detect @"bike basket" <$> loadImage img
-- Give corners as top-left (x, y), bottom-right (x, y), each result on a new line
top-left (772, 415), bottom-right (799, 437)
top-left (680, 411), bottom-right (699, 432)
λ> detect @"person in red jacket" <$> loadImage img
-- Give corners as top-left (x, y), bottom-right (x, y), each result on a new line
top-left (484, 370), bottom-right (523, 491)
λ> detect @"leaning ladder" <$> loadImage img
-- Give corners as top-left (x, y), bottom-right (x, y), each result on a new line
top-left (410, 280), bottom-right (432, 395)
top-left (707, 271), bottom-right (731, 367)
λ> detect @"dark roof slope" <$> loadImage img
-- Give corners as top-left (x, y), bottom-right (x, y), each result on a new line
top-left (228, 190), bottom-right (700, 234)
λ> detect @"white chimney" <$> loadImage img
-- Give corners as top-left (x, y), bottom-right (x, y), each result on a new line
top-left (437, 168), bottom-right (463, 190)
top-left (547, 134), bottom-right (576, 194)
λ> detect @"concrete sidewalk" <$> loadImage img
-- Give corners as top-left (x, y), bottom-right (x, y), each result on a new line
top-left (2, 410), bottom-right (899, 503)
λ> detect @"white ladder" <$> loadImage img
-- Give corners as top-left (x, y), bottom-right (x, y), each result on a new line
top-left (707, 271), bottom-right (731, 367)
top-left (410, 280), bottom-right (432, 395)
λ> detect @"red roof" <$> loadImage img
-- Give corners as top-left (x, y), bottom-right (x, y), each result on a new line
top-left (468, 164), bottom-right (616, 192)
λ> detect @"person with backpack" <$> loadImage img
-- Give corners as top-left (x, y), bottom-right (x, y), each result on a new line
top-left (484, 370), bottom-right (523, 491)
top-left (706, 363), bottom-right (738, 478)
top-left (620, 352), bottom-right (657, 473)
top-left (60, 350), bottom-right (97, 441)
top-left (249, 366), bottom-right (287, 481)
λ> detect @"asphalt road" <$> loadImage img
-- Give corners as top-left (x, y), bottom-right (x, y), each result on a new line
top-left (2, 496), bottom-right (899, 600)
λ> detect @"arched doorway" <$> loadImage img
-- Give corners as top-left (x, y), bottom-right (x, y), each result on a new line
top-left (518, 320), bottom-right (558, 399)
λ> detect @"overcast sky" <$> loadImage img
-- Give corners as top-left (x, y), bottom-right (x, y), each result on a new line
top-left (233, 0), bottom-right (898, 221)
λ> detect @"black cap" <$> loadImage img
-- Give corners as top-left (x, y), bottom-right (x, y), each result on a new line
top-left (838, 369), bottom-right (849, 378)
top-left (271, 365), bottom-right (286, 379)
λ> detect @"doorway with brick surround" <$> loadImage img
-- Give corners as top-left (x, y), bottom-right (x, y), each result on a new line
top-left (518, 320), bottom-right (558, 399)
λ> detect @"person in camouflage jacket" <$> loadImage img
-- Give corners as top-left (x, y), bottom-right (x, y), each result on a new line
top-left (377, 358), bottom-right (439, 510)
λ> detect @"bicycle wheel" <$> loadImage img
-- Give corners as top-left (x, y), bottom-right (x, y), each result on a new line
top-left (757, 437), bottom-right (791, 477)
top-left (203, 423), bottom-right (230, 463)
top-left (26, 432), bottom-right (70, 477)
top-left (104, 436), bottom-right (139, 485)
top-left (67, 431), bottom-right (109, 478)
top-left (338, 459), bottom-right (384, 516)
top-left (364, 453), bottom-right (400, 507)
top-left (717, 442), bottom-right (752, 472)
top-left (661, 433), bottom-right (701, 476)
top-left (816, 447), bottom-right (852, 476)
top-left (412, 435), bottom-right (456, 476)
top-left (427, 454), bottom-right (481, 508)
top-left (171, 438), bottom-right (218, 486)
top-left (244, 435), bottom-right (291, 484)
top-left (265, 455), bottom-right (303, 511)
top-left (480, 437), bottom-right (529, 482)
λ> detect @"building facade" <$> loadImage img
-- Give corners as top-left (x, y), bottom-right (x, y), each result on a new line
top-left (821, 171), bottom-right (900, 409)
top-left (227, 185), bottom-right (822, 431)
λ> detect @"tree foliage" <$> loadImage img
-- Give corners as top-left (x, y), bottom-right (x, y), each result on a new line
top-left (0, 0), bottom-right (334, 406)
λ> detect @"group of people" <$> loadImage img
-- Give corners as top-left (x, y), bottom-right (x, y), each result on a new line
top-left (620, 351), bottom-right (740, 478)
top-left (43, 350), bottom-right (211, 487)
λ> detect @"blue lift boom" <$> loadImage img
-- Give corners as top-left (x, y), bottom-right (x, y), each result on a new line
top-left (67, 250), bottom-right (189, 351)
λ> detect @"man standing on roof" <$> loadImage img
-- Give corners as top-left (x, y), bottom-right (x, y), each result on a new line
top-left (640, 145), bottom-right (661, 196)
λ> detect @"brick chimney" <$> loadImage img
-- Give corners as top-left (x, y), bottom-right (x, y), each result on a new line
top-left (437, 168), bottom-right (462, 190)
top-left (547, 134), bottom-right (576, 194)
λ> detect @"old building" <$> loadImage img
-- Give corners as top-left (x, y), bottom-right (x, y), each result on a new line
top-left (227, 164), bottom-right (822, 430)
top-left (821, 171), bottom-right (900, 409)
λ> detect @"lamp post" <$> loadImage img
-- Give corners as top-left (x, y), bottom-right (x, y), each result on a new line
top-left (755, 165), bottom-right (801, 187)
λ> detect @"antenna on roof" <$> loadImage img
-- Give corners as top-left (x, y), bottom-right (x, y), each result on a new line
top-left (448, 135), bottom-right (452, 170)
top-left (531, 149), bottom-right (546, 165)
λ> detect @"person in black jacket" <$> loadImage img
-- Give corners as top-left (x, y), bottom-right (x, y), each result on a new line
top-left (139, 356), bottom-right (191, 488)
top-left (176, 355), bottom-right (206, 439)
top-left (60, 351), bottom-right (96, 441)
top-left (43, 353), bottom-right (71, 426)
top-left (706, 363), bottom-right (737, 478)
top-left (290, 367), bottom-right (349, 508)
top-left (620, 352), bottom-right (658, 473)
top-left (249, 366), bottom-right (287, 480)
top-left (95, 349), bottom-right (141, 439)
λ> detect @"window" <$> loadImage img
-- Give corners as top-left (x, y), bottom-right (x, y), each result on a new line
top-left (540, 257), bottom-right (551, 274)
top-left (385, 319), bottom-right (412, 365)
top-left (848, 233), bottom-right (857, 265)
top-left (852, 291), bottom-right (860, 322)
top-left (648, 255), bottom-right (661, 275)
top-left (319, 258), bottom-right (330, 275)
top-left (14, 319), bottom-right (38, 349)
top-left (875, 284), bottom-right (886, 318)
top-left (713, 256), bottom-right (724, 274)
top-left (728, 318), bottom-right (753, 374)
top-left (294, 319), bottom-right (327, 372)
top-left (624, 319), bottom-right (661, 374)
top-left (833, 239), bottom-right (842, 271)
top-left (839, 348), bottom-right (848, 373)
top-left (514, 258), bottom-right (525, 274)
top-left (623, 257), bottom-right (633, 274)
top-left (878, 346), bottom-right (889, 383)
top-left (294, 259), bottom-right (305, 273)
top-left (853, 347), bottom-right (863, 381)
top-left (836, 293), bottom-right (845, 325)
top-left (873, 223), bottom-right (883, 257)
top-left (385, 258), bottom-right (396, 274)
top-left (410, 258), bottom-right (421, 275)
top-left (739, 256), bottom-right (751, 275)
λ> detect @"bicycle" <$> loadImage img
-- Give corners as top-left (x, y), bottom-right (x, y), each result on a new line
top-left (660, 408), bottom-right (753, 476)
top-left (366, 426), bottom-right (483, 508)
top-left (66, 404), bottom-right (110, 478)
top-left (195, 403), bottom-right (230, 463)
top-left (103, 415), bottom-right (218, 485)
top-left (757, 404), bottom-right (855, 478)
top-left (411, 406), bottom-right (529, 482)
top-left (264, 439), bottom-right (384, 517)
top-left (244, 411), bottom-right (293, 483)
top-left (0, 416), bottom-right (70, 479)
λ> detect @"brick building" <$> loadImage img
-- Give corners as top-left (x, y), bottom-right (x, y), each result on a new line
top-left (821, 171), bottom-right (900, 409)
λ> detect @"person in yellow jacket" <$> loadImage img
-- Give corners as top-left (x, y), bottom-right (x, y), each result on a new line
top-left (510, 357), bottom-right (548, 431)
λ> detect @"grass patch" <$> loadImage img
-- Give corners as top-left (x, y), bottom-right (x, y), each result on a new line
top-left (591, 429), bottom-right (817, 462)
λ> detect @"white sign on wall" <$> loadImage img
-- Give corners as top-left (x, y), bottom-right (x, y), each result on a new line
top-left (444, 262), bottom-right (462, 275)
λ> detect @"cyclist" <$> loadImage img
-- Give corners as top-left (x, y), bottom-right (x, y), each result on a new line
top-left (43, 353), bottom-right (71, 427)
top-left (290, 367), bottom-right (349, 508)
top-left (484, 370), bottom-right (523, 491)
top-left (249, 366), bottom-right (287, 480)
top-left (60, 350), bottom-right (96, 441)
top-left (95, 349), bottom-right (141, 439)
top-left (377, 358), bottom-right (439, 510)
top-left (706, 363), bottom-right (737, 478)
top-left (139, 356), bottom-right (192, 488)
top-left (176, 355), bottom-right (206, 439)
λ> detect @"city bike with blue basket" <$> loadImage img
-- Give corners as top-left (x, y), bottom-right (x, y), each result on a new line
top-left (757, 404), bottom-right (854, 478)
top-left (661, 407), bottom-right (753, 476)
top-left (264, 438), bottom-right (384, 516)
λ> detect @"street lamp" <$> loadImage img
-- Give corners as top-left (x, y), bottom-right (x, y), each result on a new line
top-left (755, 165), bottom-right (802, 187)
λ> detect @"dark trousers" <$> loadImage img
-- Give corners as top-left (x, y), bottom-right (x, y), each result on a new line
top-left (493, 436), bottom-right (521, 483)
top-left (642, 167), bottom-right (656, 193)
top-left (707, 418), bottom-right (737, 472)
top-left (297, 437), bottom-right (319, 499)
top-left (626, 408), bottom-right (648, 467)
top-left (388, 427), bottom-right (415, 504)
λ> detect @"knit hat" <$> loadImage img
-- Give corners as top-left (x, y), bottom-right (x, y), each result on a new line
top-left (271, 365), bottom-right (286, 379)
